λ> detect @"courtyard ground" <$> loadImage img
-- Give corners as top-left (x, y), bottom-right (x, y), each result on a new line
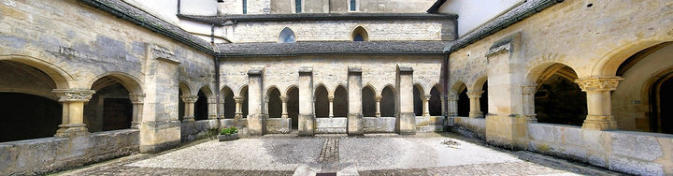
top-left (55, 133), bottom-right (622, 176)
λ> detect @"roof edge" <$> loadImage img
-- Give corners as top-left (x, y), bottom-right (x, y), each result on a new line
top-left (178, 13), bottom-right (457, 25)
top-left (79, 0), bottom-right (215, 55)
top-left (444, 0), bottom-right (564, 54)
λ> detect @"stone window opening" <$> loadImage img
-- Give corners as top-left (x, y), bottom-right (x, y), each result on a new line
top-left (86, 76), bottom-right (137, 132)
top-left (242, 0), bottom-right (247, 14)
top-left (429, 86), bottom-right (442, 116)
top-left (279, 27), bottom-right (296, 43)
top-left (457, 84), bottom-right (469, 117)
top-left (194, 90), bottom-right (208, 121)
top-left (533, 64), bottom-right (586, 126)
top-left (286, 86), bottom-right (299, 129)
top-left (314, 85), bottom-right (329, 118)
top-left (266, 87), bottom-right (282, 118)
top-left (362, 86), bottom-right (376, 117)
top-left (349, 0), bottom-right (357, 11)
top-left (295, 0), bottom-right (302, 13)
top-left (221, 87), bottom-right (236, 119)
top-left (380, 86), bottom-right (396, 117)
top-left (352, 26), bottom-right (368, 41)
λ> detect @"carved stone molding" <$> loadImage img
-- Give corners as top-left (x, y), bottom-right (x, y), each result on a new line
top-left (575, 77), bottom-right (623, 92)
top-left (374, 96), bottom-right (382, 102)
top-left (129, 93), bottom-right (145, 104)
top-left (234, 96), bottom-right (245, 103)
top-left (181, 95), bottom-right (199, 103)
top-left (467, 90), bottom-right (484, 98)
top-left (521, 85), bottom-right (537, 95)
top-left (149, 44), bottom-right (178, 63)
top-left (52, 89), bottom-right (96, 102)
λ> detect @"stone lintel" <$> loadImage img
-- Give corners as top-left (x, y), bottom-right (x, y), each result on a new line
top-left (348, 66), bottom-right (362, 73)
top-left (298, 67), bottom-right (313, 74)
top-left (397, 66), bottom-right (413, 74)
top-left (247, 68), bottom-right (263, 76)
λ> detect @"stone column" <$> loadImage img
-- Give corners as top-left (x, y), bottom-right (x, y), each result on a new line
top-left (219, 98), bottom-right (226, 119)
top-left (397, 66), bottom-right (415, 135)
top-left (130, 93), bottom-right (145, 128)
top-left (234, 96), bottom-right (244, 119)
top-left (181, 95), bottom-right (197, 122)
top-left (441, 95), bottom-right (447, 116)
top-left (247, 69), bottom-right (265, 135)
top-left (521, 85), bottom-right (537, 122)
top-left (328, 95), bottom-right (335, 118)
top-left (281, 96), bottom-right (288, 118)
top-left (422, 96), bottom-right (430, 117)
top-left (348, 67), bottom-right (364, 135)
top-left (52, 89), bottom-right (95, 137)
top-left (576, 77), bottom-right (622, 130)
top-left (375, 96), bottom-right (382, 117)
top-left (447, 94), bottom-right (458, 116)
top-left (467, 90), bottom-right (483, 118)
top-left (208, 97), bottom-right (218, 120)
top-left (298, 67), bottom-right (315, 136)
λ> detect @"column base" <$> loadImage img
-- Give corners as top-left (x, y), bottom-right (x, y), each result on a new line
top-left (247, 113), bottom-right (266, 136)
top-left (398, 112), bottom-right (416, 135)
top-left (298, 114), bottom-right (315, 136)
top-left (208, 115), bottom-right (218, 120)
top-left (582, 115), bottom-right (617, 130)
top-left (182, 117), bottom-right (195, 122)
top-left (347, 113), bottom-right (363, 135)
top-left (485, 114), bottom-right (529, 150)
top-left (469, 112), bottom-right (483, 118)
top-left (55, 124), bottom-right (89, 137)
top-left (139, 120), bottom-right (181, 153)
top-left (131, 122), bottom-right (141, 129)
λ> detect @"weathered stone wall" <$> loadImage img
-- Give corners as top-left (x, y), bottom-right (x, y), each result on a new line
top-left (220, 56), bottom-right (442, 101)
top-left (225, 19), bottom-right (454, 42)
top-left (447, 117), bottom-right (485, 139)
top-left (0, 130), bottom-right (139, 175)
top-left (221, 0), bottom-right (435, 14)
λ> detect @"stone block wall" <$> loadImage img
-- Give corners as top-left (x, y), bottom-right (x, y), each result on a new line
top-left (0, 130), bottom-right (139, 175)
top-left (447, 117), bottom-right (485, 139)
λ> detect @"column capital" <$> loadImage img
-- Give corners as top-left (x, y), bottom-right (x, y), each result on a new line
top-left (375, 96), bottom-right (382, 102)
top-left (447, 94), bottom-right (459, 101)
top-left (521, 85), bottom-right (537, 95)
top-left (467, 90), bottom-right (484, 98)
top-left (52, 89), bottom-right (95, 102)
top-left (328, 95), bottom-right (335, 102)
top-left (280, 96), bottom-right (288, 102)
top-left (234, 96), bottom-right (245, 103)
top-left (575, 77), bottom-right (622, 92)
top-left (181, 95), bottom-right (198, 103)
top-left (129, 93), bottom-right (145, 104)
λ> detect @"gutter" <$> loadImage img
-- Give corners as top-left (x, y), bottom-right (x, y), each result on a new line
top-left (443, 0), bottom-right (564, 53)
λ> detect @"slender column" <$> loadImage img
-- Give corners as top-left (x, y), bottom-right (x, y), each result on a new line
top-left (208, 97), bottom-right (218, 119)
top-left (264, 97), bottom-right (270, 116)
top-left (348, 67), bottom-right (363, 135)
top-left (521, 85), bottom-right (537, 122)
top-left (130, 93), bottom-right (145, 128)
top-left (298, 67), bottom-right (315, 136)
top-left (52, 89), bottom-right (95, 137)
top-left (422, 96), bottom-right (430, 117)
top-left (328, 95), bottom-right (335, 118)
top-left (281, 96), bottom-right (288, 118)
top-left (219, 98), bottom-right (226, 119)
top-left (441, 95), bottom-right (447, 116)
top-left (576, 77), bottom-right (622, 130)
top-left (181, 95), bottom-right (198, 122)
top-left (397, 66), bottom-right (415, 135)
top-left (234, 96), bottom-right (244, 119)
top-left (447, 94), bottom-right (458, 116)
top-left (375, 96), bottom-right (382, 117)
top-left (467, 90), bottom-right (483, 118)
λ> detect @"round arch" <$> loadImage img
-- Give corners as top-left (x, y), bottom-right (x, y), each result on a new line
top-left (88, 72), bottom-right (143, 95)
top-left (0, 55), bottom-right (72, 89)
top-left (593, 40), bottom-right (670, 77)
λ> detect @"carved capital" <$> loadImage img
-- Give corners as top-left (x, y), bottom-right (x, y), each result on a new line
top-left (575, 77), bottom-right (622, 92)
top-left (52, 89), bottom-right (95, 102)
top-left (375, 96), bottom-right (382, 102)
top-left (280, 96), bottom-right (287, 103)
top-left (328, 95), bottom-right (335, 102)
top-left (129, 93), bottom-right (145, 104)
top-left (234, 96), bottom-right (245, 103)
top-left (467, 90), bottom-right (484, 98)
top-left (447, 94), bottom-right (459, 101)
top-left (181, 95), bottom-right (198, 103)
top-left (521, 85), bottom-right (537, 95)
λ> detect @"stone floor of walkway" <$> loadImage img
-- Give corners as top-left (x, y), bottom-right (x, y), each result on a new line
top-left (56, 133), bottom-right (622, 176)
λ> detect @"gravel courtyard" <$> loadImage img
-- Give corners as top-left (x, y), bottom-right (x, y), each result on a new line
top-left (59, 133), bottom-right (620, 176)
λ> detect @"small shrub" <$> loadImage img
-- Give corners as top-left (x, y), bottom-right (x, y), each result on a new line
top-left (219, 127), bottom-right (239, 135)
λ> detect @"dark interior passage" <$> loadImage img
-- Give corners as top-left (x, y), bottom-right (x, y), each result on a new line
top-left (194, 90), bottom-right (208, 120)
top-left (362, 87), bottom-right (376, 117)
top-left (268, 88), bottom-right (282, 118)
top-left (535, 65), bottom-right (586, 126)
top-left (0, 93), bottom-right (61, 142)
top-left (381, 86), bottom-right (395, 117)
top-left (287, 87), bottom-right (299, 129)
top-left (480, 82), bottom-right (488, 115)
top-left (457, 88), bottom-right (469, 117)
top-left (315, 86), bottom-right (329, 117)
top-left (429, 87), bottom-right (441, 116)
top-left (333, 86), bottom-right (348, 117)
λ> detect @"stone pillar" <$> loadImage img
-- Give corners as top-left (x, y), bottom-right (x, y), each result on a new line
top-left (422, 96), bottom-right (430, 117)
top-left (219, 98), bottom-right (226, 119)
top-left (328, 95), bottom-right (335, 118)
top-left (348, 67), bottom-right (364, 135)
top-left (521, 85), bottom-right (537, 122)
top-left (298, 67), bottom-right (315, 136)
top-left (447, 94), bottom-right (458, 116)
top-left (208, 97), bottom-right (218, 119)
top-left (52, 89), bottom-right (95, 137)
top-left (181, 95), bottom-right (197, 122)
top-left (375, 96), bottom-right (382, 118)
top-left (467, 91), bottom-right (483, 118)
top-left (441, 95), bottom-right (447, 116)
top-left (281, 96), bottom-right (288, 118)
top-left (397, 66), bottom-right (415, 135)
top-left (130, 93), bottom-right (145, 129)
top-left (247, 69), bottom-right (265, 135)
top-left (234, 96), bottom-right (244, 119)
top-left (576, 77), bottom-right (622, 130)
top-left (140, 44), bottom-right (181, 153)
